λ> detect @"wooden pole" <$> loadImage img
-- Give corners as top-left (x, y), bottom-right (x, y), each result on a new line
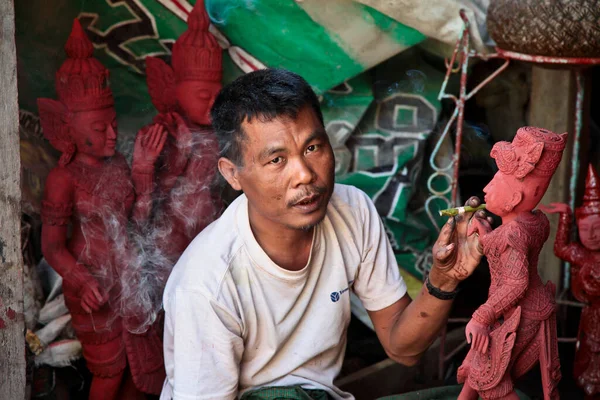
top-left (528, 66), bottom-right (580, 290)
top-left (0, 0), bottom-right (26, 398)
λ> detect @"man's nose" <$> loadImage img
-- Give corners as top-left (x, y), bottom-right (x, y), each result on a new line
top-left (292, 157), bottom-right (315, 187)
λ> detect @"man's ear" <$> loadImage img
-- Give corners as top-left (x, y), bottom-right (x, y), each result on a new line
top-left (218, 157), bottom-right (242, 191)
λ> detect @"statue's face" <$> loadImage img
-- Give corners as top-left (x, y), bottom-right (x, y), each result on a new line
top-left (69, 108), bottom-right (118, 158)
top-left (483, 171), bottom-right (519, 217)
top-left (176, 80), bottom-right (221, 126)
top-left (578, 214), bottom-right (600, 251)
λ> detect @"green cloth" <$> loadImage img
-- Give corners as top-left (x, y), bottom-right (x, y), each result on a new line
top-left (377, 385), bottom-right (531, 400)
top-left (241, 386), bottom-right (332, 400)
top-left (240, 385), bottom-right (532, 400)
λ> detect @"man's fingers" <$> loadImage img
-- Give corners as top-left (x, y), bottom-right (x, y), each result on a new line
top-left (466, 330), bottom-right (472, 344)
top-left (483, 336), bottom-right (489, 354)
top-left (436, 243), bottom-right (455, 262)
top-left (465, 196), bottom-right (481, 208)
top-left (468, 217), bottom-right (491, 238)
top-left (436, 217), bottom-right (455, 247)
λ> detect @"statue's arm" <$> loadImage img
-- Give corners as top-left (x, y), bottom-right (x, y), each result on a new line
top-left (472, 246), bottom-right (529, 327)
top-left (554, 210), bottom-right (586, 265)
top-left (41, 168), bottom-right (95, 292)
top-left (155, 112), bottom-right (193, 196)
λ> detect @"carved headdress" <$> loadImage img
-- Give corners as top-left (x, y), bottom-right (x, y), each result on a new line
top-left (576, 164), bottom-right (600, 219)
top-left (490, 127), bottom-right (567, 180)
top-left (172, 0), bottom-right (222, 83)
top-left (37, 19), bottom-right (115, 166)
top-left (145, 0), bottom-right (222, 113)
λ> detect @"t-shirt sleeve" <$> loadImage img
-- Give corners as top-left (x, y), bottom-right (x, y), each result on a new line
top-left (352, 191), bottom-right (407, 311)
top-left (165, 288), bottom-right (244, 400)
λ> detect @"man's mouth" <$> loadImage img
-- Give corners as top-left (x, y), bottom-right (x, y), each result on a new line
top-left (292, 194), bottom-right (322, 212)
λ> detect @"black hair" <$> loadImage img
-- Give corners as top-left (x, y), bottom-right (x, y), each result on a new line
top-left (210, 68), bottom-right (324, 166)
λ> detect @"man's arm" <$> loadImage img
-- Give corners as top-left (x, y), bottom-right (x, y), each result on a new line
top-left (367, 283), bottom-right (451, 366)
top-left (165, 288), bottom-right (244, 400)
top-left (366, 197), bottom-right (491, 366)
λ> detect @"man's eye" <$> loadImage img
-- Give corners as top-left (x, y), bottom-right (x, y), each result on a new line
top-left (306, 144), bottom-right (319, 153)
top-left (269, 157), bottom-right (282, 164)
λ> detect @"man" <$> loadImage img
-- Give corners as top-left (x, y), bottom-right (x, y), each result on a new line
top-left (160, 68), bottom-right (491, 400)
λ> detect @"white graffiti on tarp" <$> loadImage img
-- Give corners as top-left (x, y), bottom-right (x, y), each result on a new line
top-left (155, 0), bottom-right (193, 22)
top-left (78, 0), bottom-right (173, 74)
top-left (347, 93), bottom-right (436, 221)
top-left (374, 93), bottom-right (437, 138)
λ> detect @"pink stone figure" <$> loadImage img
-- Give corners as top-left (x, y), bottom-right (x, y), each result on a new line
top-left (138, 0), bottom-right (222, 262)
top-left (38, 19), bottom-right (166, 400)
top-left (457, 127), bottom-right (566, 400)
top-left (540, 164), bottom-right (600, 398)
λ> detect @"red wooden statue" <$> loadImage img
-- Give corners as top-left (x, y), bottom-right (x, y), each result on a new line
top-left (541, 164), bottom-right (600, 397)
top-left (38, 19), bottom-right (166, 399)
top-left (457, 127), bottom-right (566, 400)
top-left (140, 0), bottom-right (222, 261)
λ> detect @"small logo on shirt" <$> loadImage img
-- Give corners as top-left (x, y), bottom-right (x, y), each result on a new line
top-left (330, 281), bottom-right (354, 303)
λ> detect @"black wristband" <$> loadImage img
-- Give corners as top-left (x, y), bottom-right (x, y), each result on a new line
top-left (425, 276), bottom-right (460, 300)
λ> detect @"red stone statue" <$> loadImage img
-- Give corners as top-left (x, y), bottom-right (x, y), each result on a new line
top-left (38, 19), bottom-right (166, 399)
top-left (457, 127), bottom-right (566, 400)
top-left (140, 0), bottom-right (222, 261)
top-left (541, 164), bottom-right (600, 397)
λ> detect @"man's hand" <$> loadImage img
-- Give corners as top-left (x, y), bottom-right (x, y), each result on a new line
top-left (430, 196), bottom-right (493, 291)
top-left (465, 318), bottom-right (490, 353)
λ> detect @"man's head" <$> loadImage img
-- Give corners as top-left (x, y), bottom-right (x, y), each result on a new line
top-left (211, 68), bottom-right (335, 231)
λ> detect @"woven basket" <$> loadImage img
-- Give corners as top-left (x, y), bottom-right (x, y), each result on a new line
top-left (487, 0), bottom-right (600, 57)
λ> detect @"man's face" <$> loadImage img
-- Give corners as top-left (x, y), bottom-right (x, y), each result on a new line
top-left (228, 106), bottom-right (335, 231)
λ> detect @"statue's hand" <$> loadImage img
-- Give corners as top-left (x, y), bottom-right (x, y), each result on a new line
top-left (465, 318), bottom-right (490, 353)
top-left (155, 112), bottom-right (191, 144)
top-left (538, 202), bottom-right (570, 215)
top-left (132, 123), bottom-right (168, 171)
top-left (430, 197), bottom-right (493, 290)
top-left (80, 280), bottom-right (107, 314)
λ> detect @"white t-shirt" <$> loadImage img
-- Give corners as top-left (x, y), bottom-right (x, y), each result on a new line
top-left (160, 184), bottom-right (407, 400)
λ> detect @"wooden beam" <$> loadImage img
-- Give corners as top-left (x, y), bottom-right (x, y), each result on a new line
top-left (528, 66), bottom-right (579, 290)
top-left (0, 0), bottom-right (26, 398)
